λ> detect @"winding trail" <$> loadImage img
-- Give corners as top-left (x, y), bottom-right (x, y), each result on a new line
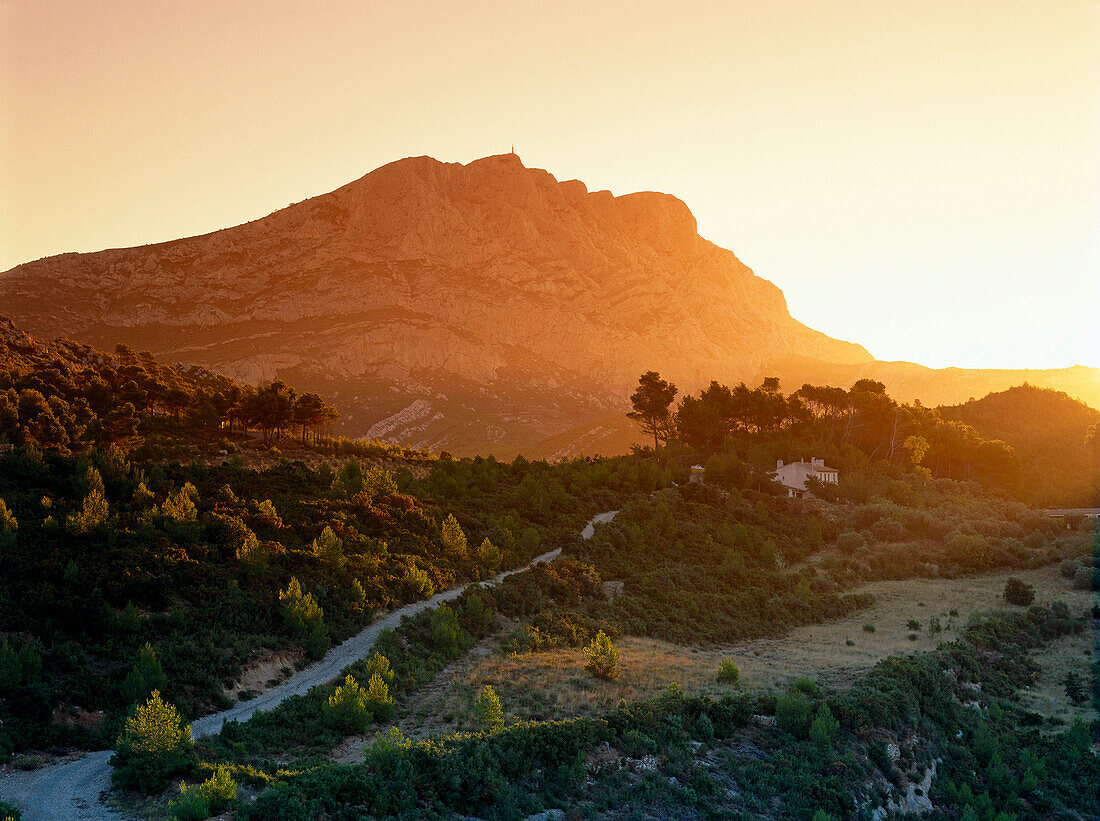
top-left (0, 510), bottom-right (618, 821)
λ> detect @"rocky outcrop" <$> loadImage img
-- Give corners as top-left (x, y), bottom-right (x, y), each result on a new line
top-left (3, 153), bottom-right (1093, 455)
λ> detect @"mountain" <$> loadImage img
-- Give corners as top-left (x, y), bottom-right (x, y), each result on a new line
top-left (938, 385), bottom-right (1099, 507)
top-left (2, 153), bottom-right (1097, 456)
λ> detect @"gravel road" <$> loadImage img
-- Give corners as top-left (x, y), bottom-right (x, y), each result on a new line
top-left (0, 510), bottom-right (618, 820)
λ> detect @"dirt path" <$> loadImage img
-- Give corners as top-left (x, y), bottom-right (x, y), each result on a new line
top-left (0, 511), bottom-right (618, 821)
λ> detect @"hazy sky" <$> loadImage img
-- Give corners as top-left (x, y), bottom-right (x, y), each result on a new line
top-left (2, 0), bottom-right (1096, 369)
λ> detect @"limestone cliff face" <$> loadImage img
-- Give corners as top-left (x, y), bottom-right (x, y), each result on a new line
top-left (0, 153), bottom-right (871, 454)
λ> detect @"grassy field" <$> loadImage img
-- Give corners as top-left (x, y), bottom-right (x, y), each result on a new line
top-left (385, 561), bottom-right (1094, 744)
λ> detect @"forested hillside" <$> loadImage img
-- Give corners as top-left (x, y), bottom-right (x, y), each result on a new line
top-left (938, 385), bottom-right (1099, 507)
top-left (0, 326), bottom-right (1095, 821)
top-left (624, 370), bottom-right (1094, 507)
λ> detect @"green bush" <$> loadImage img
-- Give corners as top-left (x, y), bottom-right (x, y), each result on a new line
top-left (111, 690), bottom-right (195, 793)
top-left (583, 631), bottom-right (620, 680)
top-left (716, 658), bottom-right (740, 685)
top-left (324, 675), bottom-right (372, 733)
top-left (168, 765), bottom-right (237, 820)
top-left (775, 690), bottom-right (812, 737)
top-left (809, 703), bottom-right (839, 746)
top-left (1004, 577), bottom-right (1035, 606)
top-left (364, 673), bottom-right (395, 722)
top-left (474, 684), bottom-right (504, 732)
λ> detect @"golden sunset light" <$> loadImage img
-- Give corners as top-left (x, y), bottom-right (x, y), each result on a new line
top-left (0, 5), bottom-right (1097, 820)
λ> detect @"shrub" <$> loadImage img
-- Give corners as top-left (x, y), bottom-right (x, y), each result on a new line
top-left (364, 673), bottom-right (396, 722)
top-left (430, 605), bottom-right (462, 652)
top-left (364, 726), bottom-right (410, 768)
top-left (863, 624), bottom-right (876, 633)
top-left (279, 577), bottom-right (324, 637)
top-left (583, 631), bottom-right (620, 680)
top-left (474, 685), bottom-right (504, 732)
top-left (836, 530), bottom-right (865, 553)
top-left (1072, 566), bottom-right (1096, 591)
top-left (1003, 577), bottom-right (1035, 606)
top-left (0, 798), bottom-right (21, 821)
top-left (775, 691), bottom-right (811, 737)
top-left (405, 564), bottom-right (435, 599)
top-left (809, 704), bottom-right (840, 746)
top-left (363, 652), bottom-right (394, 685)
top-left (325, 675), bottom-right (372, 733)
top-left (122, 642), bottom-right (169, 705)
top-left (311, 526), bottom-right (345, 568)
top-left (716, 658), bottom-right (740, 685)
top-left (111, 690), bottom-right (194, 793)
top-left (792, 678), bottom-right (818, 697)
top-left (168, 765), bottom-right (237, 820)
top-left (694, 711), bottom-right (715, 741)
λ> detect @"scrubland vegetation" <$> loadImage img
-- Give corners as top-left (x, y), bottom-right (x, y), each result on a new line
top-left (0, 343), bottom-right (1096, 820)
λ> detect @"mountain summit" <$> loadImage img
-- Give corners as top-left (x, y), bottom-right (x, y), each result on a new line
top-left (1, 154), bottom-right (1093, 455)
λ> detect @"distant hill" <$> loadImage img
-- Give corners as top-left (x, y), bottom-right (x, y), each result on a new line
top-left (939, 385), bottom-right (1099, 507)
top-left (764, 355), bottom-right (1100, 412)
top-left (2, 153), bottom-right (1096, 456)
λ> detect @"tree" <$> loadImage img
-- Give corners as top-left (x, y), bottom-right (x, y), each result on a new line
top-left (279, 577), bottom-right (324, 637)
top-left (122, 643), bottom-right (169, 705)
top-left (363, 652), bottom-right (394, 686)
top-left (364, 672), bottom-right (395, 721)
top-left (0, 498), bottom-right (16, 550)
top-left (160, 484), bottom-right (198, 522)
top-left (66, 474), bottom-right (108, 534)
top-left (1003, 577), bottom-right (1035, 607)
top-left (474, 684), bottom-right (503, 732)
top-left (293, 392), bottom-right (339, 444)
top-left (312, 525), bottom-right (346, 568)
top-left (476, 537), bottom-right (501, 573)
top-left (430, 604), bottom-right (463, 651)
top-left (441, 513), bottom-right (468, 559)
top-left (246, 380), bottom-right (297, 441)
top-left (583, 630), bottom-right (620, 680)
top-left (325, 674), bottom-right (372, 732)
top-left (111, 690), bottom-right (194, 792)
top-left (627, 371), bottom-right (678, 454)
top-left (809, 703), bottom-right (839, 746)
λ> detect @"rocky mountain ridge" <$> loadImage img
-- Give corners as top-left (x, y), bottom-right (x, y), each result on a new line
top-left (2, 153), bottom-right (1096, 456)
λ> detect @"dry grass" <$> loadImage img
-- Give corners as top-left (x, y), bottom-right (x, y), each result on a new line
top-left (402, 562), bottom-right (1093, 734)
top-left (1016, 627), bottom-right (1097, 728)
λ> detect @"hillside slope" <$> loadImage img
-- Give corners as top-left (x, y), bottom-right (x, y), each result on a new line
top-left (938, 385), bottom-right (1099, 506)
top-left (3, 153), bottom-right (1096, 455)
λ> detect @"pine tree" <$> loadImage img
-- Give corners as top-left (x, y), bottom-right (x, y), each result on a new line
top-left (160, 485), bottom-right (197, 522)
top-left (325, 674), bottom-right (372, 732)
top-left (364, 652), bottom-right (394, 685)
top-left (279, 577), bottom-right (324, 637)
top-left (474, 684), bottom-right (503, 732)
top-left (312, 525), bottom-right (346, 568)
top-left (111, 690), bottom-right (194, 792)
top-left (476, 537), bottom-right (502, 572)
top-left (441, 514), bottom-right (468, 559)
top-left (364, 672), bottom-right (395, 721)
top-left (122, 643), bottom-right (169, 705)
top-left (583, 631), bottom-right (620, 680)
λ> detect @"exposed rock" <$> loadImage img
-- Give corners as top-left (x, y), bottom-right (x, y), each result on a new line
top-left (4, 154), bottom-right (1095, 455)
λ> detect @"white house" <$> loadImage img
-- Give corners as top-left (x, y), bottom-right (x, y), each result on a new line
top-left (772, 458), bottom-right (838, 499)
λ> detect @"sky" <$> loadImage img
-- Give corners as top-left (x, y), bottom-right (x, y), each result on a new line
top-left (1, 0), bottom-right (1096, 369)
